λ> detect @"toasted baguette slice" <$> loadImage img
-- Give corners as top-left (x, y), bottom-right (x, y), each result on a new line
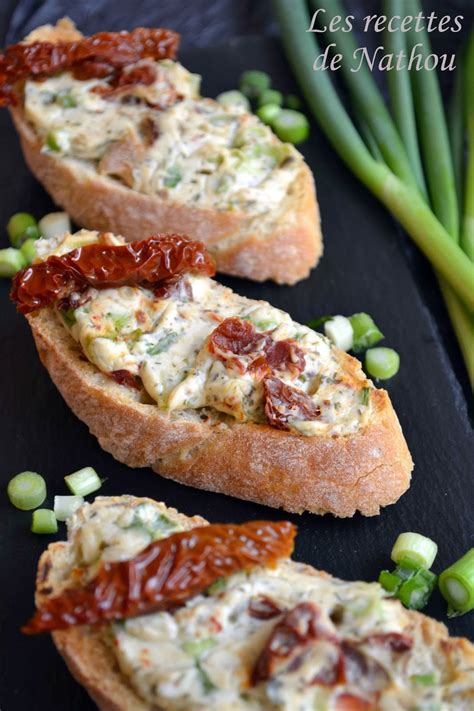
top-left (32, 496), bottom-right (474, 711)
top-left (27, 302), bottom-right (412, 517)
top-left (9, 19), bottom-right (322, 285)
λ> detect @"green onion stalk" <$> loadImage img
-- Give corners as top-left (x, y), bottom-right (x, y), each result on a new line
top-left (462, 30), bottom-right (474, 262)
top-left (273, 0), bottom-right (474, 375)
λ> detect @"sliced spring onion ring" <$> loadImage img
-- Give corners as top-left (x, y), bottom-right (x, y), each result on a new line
top-left (324, 315), bottom-right (354, 351)
top-left (258, 88), bottom-right (283, 108)
top-left (239, 70), bottom-right (271, 99)
top-left (271, 109), bottom-right (310, 144)
top-left (439, 549), bottom-right (474, 615)
top-left (391, 532), bottom-right (438, 569)
top-left (7, 212), bottom-right (38, 247)
top-left (397, 568), bottom-right (437, 610)
top-left (20, 238), bottom-right (37, 265)
top-left (0, 247), bottom-right (27, 278)
top-left (38, 212), bottom-right (71, 241)
top-left (257, 103), bottom-right (281, 125)
top-left (54, 495), bottom-right (84, 522)
top-left (216, 90), bottom-right (250, 111)
top-left (64, 467), bottom-right (102, 497)
top-left (31, 509), bottom-right (58, 535)
top-left (7, 471), bottom-right (46, 510)
top-left (365, 347), bottom-right (400, 380)
top-left (349, 312), bottom-right (384, 352)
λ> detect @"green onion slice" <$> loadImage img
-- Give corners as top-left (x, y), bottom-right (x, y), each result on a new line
top-left (397, 568), bottom-right (437, 610)
top-left (439, 548), bottom-right (474, 615)
top-left (54, 495), bottom-right (84, 522)
top-left (0, 247), bottom-right (27, 278)
top-left (20, 238), bottom-right (37, 265)
top-left (257, 103), bottom-right (281, 125)
top-left (324, 315), bottom-right (354, 351)
top-left (216, 90), bottom-right (250, 111)
top-left (272, 109), bottom-right (310, 145)
top-left (391, 532), bottom-right (438, 569)
top-left (378, 570), bottom-right (401, 594)
top-left (31, 509), bottom-right (58, 535)
top-left (7, 212), bottom-right (38, 247)
top-left (349, 312), bottom-right (384, 352)
top-left (258, 88), bottom-right (283, 108)
top-left (239, 70), bottom-right (271, 99)
top-left (365, 347), bottom-right (400, 380)
top-left (7, 471), bottom-right (46, 510)
top-left (64, 467), bottom-right (102, 497)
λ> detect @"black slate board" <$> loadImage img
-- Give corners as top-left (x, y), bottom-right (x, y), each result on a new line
top-left (0, 32), bottom-right (473, 711)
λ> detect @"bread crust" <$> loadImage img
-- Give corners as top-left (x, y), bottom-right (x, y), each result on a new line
top-left (27, 308), bottom-right (413, 517)
top-left (11, 108), bottom-right (322, 285)
top-left (31, 500), bottom-right (473, 711)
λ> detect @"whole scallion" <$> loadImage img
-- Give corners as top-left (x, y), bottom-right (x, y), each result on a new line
top-left (272, 0), bottom-right (474, 310)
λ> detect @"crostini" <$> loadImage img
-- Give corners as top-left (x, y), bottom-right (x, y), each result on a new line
top-left (24, 495), bottom-right (474, 710)
top-left (11, 230), bottom-right (412, 517)
top-left (0, 18), bottom-right (321, 284)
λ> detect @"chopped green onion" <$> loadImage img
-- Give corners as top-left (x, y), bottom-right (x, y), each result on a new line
top-left (163, 166), bottom-right (182, 188)
top-left (378, 570), bottom-right (401, 594)
top-left (7, 471), bottom-right (47, 510)
top-left (0, 247), bottom-right (27, 277)
top-left (273, 0), bottom-right (474, 310)
top-left (216, 90), bottom-right (250, 111)
top-left (271, 109), bottom-right (309, 144)
top-left (257, 103), bottom-right (281, 125)
top-left (410, 673), bottom-right (437, 686)
top-left (398, 568), bottom-right (437, 610)
top-left (258, 89), bottom-right (283, 108)
top-left (56, 92), bottom-right (77, 108)
top-left (64, 466), bottom-right (102, 497)
top-left (239, 70), bottom-right (271, 99)
top-left (20, 238), bottom-right (37, 265)
top-left (54, 495), bottom-right (84, 522)
top-left (285, 94), bottom-right (302, 110)
top-left (307, 315), bottom-right (332, 330)
top-left (7, 212), bottom-right (39, 247)
top-left (31, 508), bottom-right (58, 535)
top-left (349, 313), bottom-right (384, 352)
top-left (360, 387), bottom-right (371, 406)
top-left (324, 315), bottom-right (353, 351)
top-left (207, 577), bottom-right (227, 595)
top-left (46, 130), bottom-right (69, 152)
top-left (183, 638), bottom-right (217, 657)
top-left (38, 212), bottom-right (71, 241)
top-left (391, 532), bottom-right (438, 569)
top-left (365, 347), bottom-right (400, 380)
top-left (439, 549), bottom-right (474, 615)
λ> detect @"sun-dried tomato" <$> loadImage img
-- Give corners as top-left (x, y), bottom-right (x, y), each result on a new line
top-left (334, 694), bottom-right (374, 711)
top-left (0, 28), bottom-right (179, 105)
top-left (22, 520), bottom-right (295, 634)
top-left (311, 652), bottom-right (345, 686)
top-left (208, 318), bottom-right (305, 380)
top-left (110, 370), bottom-right (141, 390)
top-left (10, 234), bottom-right (215, 314)
top-left (248, 595), bottom-right (282, 620)
top-left (264, 377), bottom-right (321, 431)
top-left (252, 602), bottom-right (330, 684)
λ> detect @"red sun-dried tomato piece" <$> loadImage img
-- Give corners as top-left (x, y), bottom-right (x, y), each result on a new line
top-left (252, 601), bottom-right (332, 684)
top-left (264, 377), bottom-right (321, 431)
top-left (209, 318), bottom-right (305, 380)
top-left (110, 370), bottom-right (141, 390)
top-left (10, 234), bottom-right (215, 314)
top-left (0, 28), bottom-right (179, 105)
top-left (209, 317), bottom-right (265, 358)
top-left (22, 520), bottom-right (296, 634)
top-left (334, 694), bottom-right (374, 711)
top-left (362, 632), bottom-right (413, 653)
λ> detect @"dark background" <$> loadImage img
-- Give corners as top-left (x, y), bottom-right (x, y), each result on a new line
top-left (1, 2), bottom-right (473, 709)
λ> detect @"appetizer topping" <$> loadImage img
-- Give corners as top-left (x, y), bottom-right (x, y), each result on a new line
top-left (0, 28), bottom-right (179, 105)
top-left (18, 231), bottom-right (373, 437)
top-left (208, 317), bottom-right (305, 379)
top-left (264, 377), bottom-right (321, 430)
top-left (10, 234), bottom-right (215, 314)
top-left (22, 520), bottom-right (295, 633)
top-left (32, 497), bottom-right (471, 710)
top-left (252, 601), bottom-right (332, 684)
